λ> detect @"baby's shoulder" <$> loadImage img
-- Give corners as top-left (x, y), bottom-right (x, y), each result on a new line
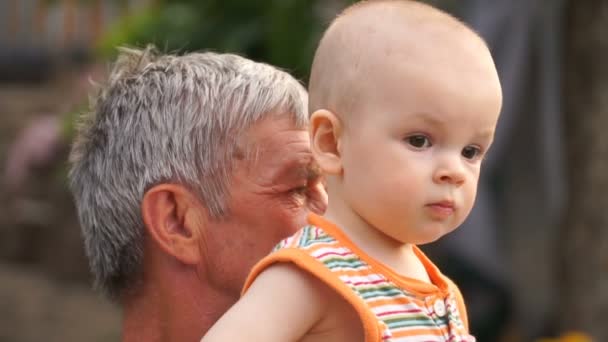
top-left (253, 263), bottom-right (365, 342)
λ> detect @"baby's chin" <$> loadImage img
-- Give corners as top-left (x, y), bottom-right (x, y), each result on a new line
top-left (405, 224), bottom-right (460, 246)
top-left (413, 234), bottom-right (447, 246)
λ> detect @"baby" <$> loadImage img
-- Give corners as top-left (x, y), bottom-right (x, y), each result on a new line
top-left (203, 0), bottom-right (502, 341)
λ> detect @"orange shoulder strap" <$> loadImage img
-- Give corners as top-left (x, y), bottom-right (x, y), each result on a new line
top-left (243, 248), bottom-right (382, 342)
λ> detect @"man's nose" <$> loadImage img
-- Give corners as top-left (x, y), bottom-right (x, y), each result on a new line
top-left (432, 154), bottom-right (466, 186)
top-left (307, 178), bottom-right (328, 214)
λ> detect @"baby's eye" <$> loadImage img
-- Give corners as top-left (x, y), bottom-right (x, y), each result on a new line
top-left (406, 135), bottom-right (432, 149)
top-left (462, 145), bottom-right (482, 160)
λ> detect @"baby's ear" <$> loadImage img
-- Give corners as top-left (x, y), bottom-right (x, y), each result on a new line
top-left (309, 109), bottom-right (343, 175)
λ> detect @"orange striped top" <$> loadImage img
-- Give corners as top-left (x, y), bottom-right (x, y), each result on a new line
top-left (244, 214), bottom-right (475, 342)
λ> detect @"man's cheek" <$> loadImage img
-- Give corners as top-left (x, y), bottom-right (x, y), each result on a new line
top-left (276, 201), bottom-right (308, 234)
top-left (252, 196), bottom-right (300, 233)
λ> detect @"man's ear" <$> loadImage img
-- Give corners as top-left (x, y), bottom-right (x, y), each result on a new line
top-left (141, 184), bottom-right (206, 265)
top-left (310, 109), bottom-right (343, 175)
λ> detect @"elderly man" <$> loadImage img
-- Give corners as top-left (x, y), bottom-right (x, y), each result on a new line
top-left (68, 46), bottom-right (327, 341)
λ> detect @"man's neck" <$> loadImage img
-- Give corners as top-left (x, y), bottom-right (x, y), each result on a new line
top-left (121, 276), bottom-right (237, 342)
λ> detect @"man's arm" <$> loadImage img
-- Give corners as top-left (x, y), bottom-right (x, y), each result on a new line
top-left (201, 263), bottom-right (329, 341)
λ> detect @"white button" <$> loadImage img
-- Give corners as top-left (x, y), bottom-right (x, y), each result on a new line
top-left (434, 299), bottom-right (446, 317)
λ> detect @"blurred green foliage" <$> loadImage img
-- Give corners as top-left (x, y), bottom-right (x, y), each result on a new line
top-left (97, 0), bottom-right (460, 81)
top-left (98, 0), bottom-right (353, 82)
top-left (66, 0), bottom-right (459, 139)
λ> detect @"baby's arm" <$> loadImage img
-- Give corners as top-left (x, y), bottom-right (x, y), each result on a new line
top-left (202, 263), bottom-right (329, 341)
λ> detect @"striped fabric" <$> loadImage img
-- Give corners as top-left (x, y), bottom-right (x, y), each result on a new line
top-left (260, 214), bottom-right (476, 342)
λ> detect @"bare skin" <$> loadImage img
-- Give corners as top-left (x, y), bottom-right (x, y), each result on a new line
top-left (203, 1), bottom-right (502, 341)
top-left (122, 115), bottom-right (327, 342)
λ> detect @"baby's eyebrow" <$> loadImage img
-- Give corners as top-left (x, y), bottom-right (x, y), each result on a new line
top-left (475, 129), bottom-right (495, 141)
top-left (407, 112), bottom-right (444, 127)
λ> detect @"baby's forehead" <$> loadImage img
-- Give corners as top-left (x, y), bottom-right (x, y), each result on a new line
top-left (334, 1), bottom-right (471, 42)
top-left (309, 1), bottom-right (493, 118)
top-left (318, 4), bottom-right (484, 81)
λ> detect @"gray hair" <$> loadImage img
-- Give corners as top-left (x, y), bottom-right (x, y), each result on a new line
top-left (68, 46), bottom-right (308, 298)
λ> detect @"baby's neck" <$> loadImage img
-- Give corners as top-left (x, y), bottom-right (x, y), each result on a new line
top-left (323, 206), bottom-right (432, 284)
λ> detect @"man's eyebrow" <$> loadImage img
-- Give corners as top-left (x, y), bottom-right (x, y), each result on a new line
top-left (304, 162), bottom-right (322, 180)
top-left (276, 157), bottom-right (320, 182)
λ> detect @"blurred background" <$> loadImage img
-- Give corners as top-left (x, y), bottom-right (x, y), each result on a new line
top-left (0, 0), bottom-right (606, 341)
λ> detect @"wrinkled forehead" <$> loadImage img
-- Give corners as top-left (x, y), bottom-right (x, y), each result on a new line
top-left (237, 115), bottom-right (310, 162)
top-left (229, 116), bottom-right (318, 190)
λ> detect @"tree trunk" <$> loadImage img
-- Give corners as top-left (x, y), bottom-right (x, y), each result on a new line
top-left (560, 1), bottom-right (608, 339)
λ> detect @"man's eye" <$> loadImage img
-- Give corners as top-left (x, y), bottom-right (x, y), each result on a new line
top-left (462, 146), bottom-right (481, 160)
top-left (290, 186), bottom-right (308, 196)
top-left (406, 135), bottom-right (432, 148)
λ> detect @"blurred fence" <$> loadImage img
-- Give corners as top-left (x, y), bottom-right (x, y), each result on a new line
top-left (0, 0), bottom-right (150, 81)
